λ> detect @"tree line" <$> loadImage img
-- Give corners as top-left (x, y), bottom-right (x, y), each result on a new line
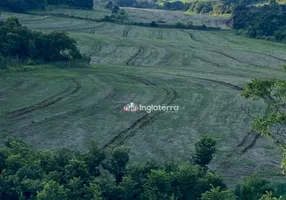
top-left (46, 0), bottom-right (93, 10)
top-left (108, 0), bottom-right (269, 14)
top-left (0, 0), bottom-right (46, 12)
top-left (109, 0), bottom-right (230, 13)
top-left (0, 135), bottom-right (285, 200)
top-left (0, 17), bottom-right (89, 69)
top-left (112, 0), bottom-right (190, 11)
top-left (0, 0), bottom-right (93, 12)
top-left (232, 4), bottom-right (286, 42)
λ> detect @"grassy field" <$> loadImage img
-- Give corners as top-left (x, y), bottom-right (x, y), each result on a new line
top-left (1, 9), bottom-right (286, 186)
top-left (249, 0), bottom-right (286, 6)
top-left (156, 0), bottom-right (217, 6)
top-left (23, 6), bottom-right (232, 29)
top-left (40, 6), bottom-right (112, 20)
top-left (122, 7), bottom-right (231, 29)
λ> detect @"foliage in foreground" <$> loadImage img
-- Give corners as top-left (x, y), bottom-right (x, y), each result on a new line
top-left (242, 65), bottom-right (286, 174)
top-left (241, 65), bottom-right (286, 199)
top-left (260, 191), bottom-right (283, 200)
top-left (0, 136), bottom-right (285, 200)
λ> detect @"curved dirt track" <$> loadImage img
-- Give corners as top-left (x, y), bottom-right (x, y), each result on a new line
top-left (101, 74), bottom-right (178, 149)
top-left (7, 79), bottom-right (81, 119)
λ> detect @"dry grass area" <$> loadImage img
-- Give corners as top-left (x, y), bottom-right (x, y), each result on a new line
top-left (1, 9), bottom-right (286, 186)
top-left (122, 6), bottom-right (231, 29)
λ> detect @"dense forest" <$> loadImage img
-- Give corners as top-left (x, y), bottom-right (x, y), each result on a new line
top-left (46, 0), bottom-right (93, 9)
top-left (0, 0), bottom-right (93, 12)
top-left (232, 4), bottom-right (286, 42)
top-left (0, 0), bottom-right (46, 12)
top-left (0, 18), bottom-right (89, 68)
top-left (0, 136), bottom-right (285, 200)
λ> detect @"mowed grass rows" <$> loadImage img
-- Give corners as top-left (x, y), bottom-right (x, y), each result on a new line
top-left (121, 7), bottom-right (231, 29)
top-left (1, 11), bottom-right (286, 185)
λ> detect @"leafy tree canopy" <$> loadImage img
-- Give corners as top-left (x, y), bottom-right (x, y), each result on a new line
top-left (0, 17), bottom-right (88, 67)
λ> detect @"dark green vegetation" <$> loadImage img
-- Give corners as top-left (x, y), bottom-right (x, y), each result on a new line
top-left (0, 0), bottom-right (93, 12)
top-left (193, 135), bottom-right (217, 168)
top-left (233, 4), bottom-right (286, 42)
top-left (0, 18), bottom-right (89, 68)
top-left (112, 0), bottom-right (190, 11)
top-left (46, 0), bottom-right (93, 9)
top-left (0, 137), bottom-right (285, 200)
top-left (186, 1), bottom-right (232, 15)
top-left (0, 0), bottom-right (46, 12)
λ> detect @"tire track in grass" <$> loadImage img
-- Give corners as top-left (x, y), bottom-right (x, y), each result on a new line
top-left (67, 26), bottom-right (102, 32)
top-left (7, 79), bottom-right (81, 119)
top-left (94, 39), bottom-right (102, 53)
top-left (210, 32), bottom-right (286, 62)
top-left (126, 47), bottom-right (144, 66)
top-left (0, 81), bottom-right (25, 96)
top-left (73, 23), bottom-right (106, 32)
top-left (238, 131), bottom-right (261, 154)
top-left (188, 31), bottom-right (285, 63)
top-left (175, 73), bottom-right (245, 166)
top-left (195, 65), bottom-right (261, 170)
top-left (180, 30), bottom-right (201, 43)
top-left (244, 50), bottom-right (286, 63)
top-left (214, 130), bottom-right (261, 172)
top-left (101, 74), bottom-right (178, 150)
top-left (186, 45), bottom-right (255, 68)
top-left (102, 87), bottom-right (178, 149)
top-left (189, 45), bottom-right (281, 68)
top-left (225, 47), bottom-right (286, 64)
top-left (15, 87), bottom-right (116, 126)
top-left (157, 30), bottom-right (163, 39)
top-left (122, 31), bottom-right (128, 37)
top-left (195, 55), bottom-right (225, 68)
top-left (122, 26), bottom-right (131, 37)
top-left (0, 74), bottom-right (113, 133)
top-left (134, 87), bottom-right (178, 131)
top-left (207, 49), bottom-right (251, 66)
top-left (199, 78), bottom-right (243, 91)
top-left (157, 50), bottom-right (174, 66)
top-left (89, 39), bottom-right (102, 56)
top-left (19, 16), bottom-right (50, 23)
top-left (187, 45), bottom-right (260, 68)
top-left (150, 43), bottom-right (174, 66)
top-left (6, 81), bottom-right (25, 90)
top-left (173, 74), bottom-right (243, 91)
